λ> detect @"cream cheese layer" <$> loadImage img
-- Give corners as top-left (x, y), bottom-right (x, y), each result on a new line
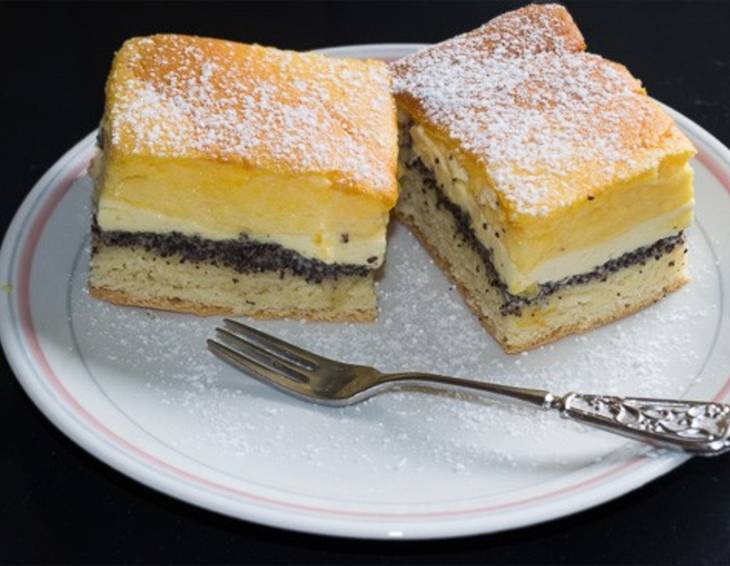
top-left (97, 199), bottom-right (386, 267)
top-left (408, 124), bottom-right (693, 294)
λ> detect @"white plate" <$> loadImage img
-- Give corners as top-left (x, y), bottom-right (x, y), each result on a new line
top-left (2, 44), bottom-right (730, 540)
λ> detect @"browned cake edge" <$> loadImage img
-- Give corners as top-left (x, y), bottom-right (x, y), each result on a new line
top-left (394, 211), bottom-right (688, 353)
top-left (88, 285), bottom-right (377, 322)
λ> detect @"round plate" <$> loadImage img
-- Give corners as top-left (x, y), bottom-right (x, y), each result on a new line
top-left (2, 44), bottom-right (729, 540)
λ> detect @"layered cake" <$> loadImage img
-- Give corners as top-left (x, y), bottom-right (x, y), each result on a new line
top-left (90, 34), bottom-right (398, 320)
top-left (392, 4), bottom-right (695, 352)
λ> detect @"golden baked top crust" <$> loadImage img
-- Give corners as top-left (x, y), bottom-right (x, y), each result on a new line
top-left (103, 34), bottom-right (398, 206)
top-left (391, 4), bottom-right (695, 218)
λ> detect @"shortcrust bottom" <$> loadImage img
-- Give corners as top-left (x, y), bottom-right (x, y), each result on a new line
top-left (395, 166), bottom-right (688, 353)
top-left (89, 244), bottom-right (377, 321)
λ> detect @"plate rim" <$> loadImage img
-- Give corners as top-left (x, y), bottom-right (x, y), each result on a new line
top-left (1, 43), bottom-right (729, 540)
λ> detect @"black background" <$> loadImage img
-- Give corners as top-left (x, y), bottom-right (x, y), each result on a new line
top-left (2, 1), bottom-right (730, 564)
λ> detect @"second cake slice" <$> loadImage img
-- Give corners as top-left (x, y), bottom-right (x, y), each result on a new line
top-left (392, 4), bottom-right (695, 352)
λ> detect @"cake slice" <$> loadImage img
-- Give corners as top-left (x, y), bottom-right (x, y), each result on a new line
top-left (90, 34), bottom-right (397, 320)
top-left (391, 4), bottom-right (695, 352)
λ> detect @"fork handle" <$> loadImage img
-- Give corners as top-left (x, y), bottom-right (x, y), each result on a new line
top-left (384, 373), bottom-right (555, 409)
top-left (384, 374), bottom-right (730, 456)
top-left (558, 394), bottom-right (730, 455)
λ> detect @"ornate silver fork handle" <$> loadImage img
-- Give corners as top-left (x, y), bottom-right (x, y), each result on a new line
top-left (557, 393), bottom-right (730, 455)
top-left (377, 374), bottom-right (730, 456)
top-left (208, 320), bottom-right (730, 457)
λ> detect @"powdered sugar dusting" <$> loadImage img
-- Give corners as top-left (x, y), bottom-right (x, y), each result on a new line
top-left (70, 214), bottom-right (720, 500)
top-left (392, 4), bottom-right (692, 216)
top-left (106, 35), bottom-right (396, 199)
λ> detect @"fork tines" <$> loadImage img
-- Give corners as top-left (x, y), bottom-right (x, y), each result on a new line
top-left (207, 319), bottom-right (326, 394)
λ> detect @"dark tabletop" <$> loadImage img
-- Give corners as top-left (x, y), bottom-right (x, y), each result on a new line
top-left (2, 1), bottom-right (730, 564)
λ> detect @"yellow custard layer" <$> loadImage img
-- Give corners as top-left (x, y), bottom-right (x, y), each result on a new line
top-left (96, 154), bottom-right (391, 266)
top-left (95, 34), bottom-right (399, 268)
top-left (409, 123), bottom-right (694, 294)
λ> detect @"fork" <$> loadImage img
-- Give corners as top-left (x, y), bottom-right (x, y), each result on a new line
top-left (207, 319), bottom-right (730, 456)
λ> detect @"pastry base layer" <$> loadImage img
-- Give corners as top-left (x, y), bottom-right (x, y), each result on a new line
top-left (395, 169), bottom-right (688, 353)
top-left (89, 244), bottom-right (376, 321)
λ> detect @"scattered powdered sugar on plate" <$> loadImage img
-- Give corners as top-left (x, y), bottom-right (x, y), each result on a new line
top-left (70, 216), bottom-right (721, 499)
